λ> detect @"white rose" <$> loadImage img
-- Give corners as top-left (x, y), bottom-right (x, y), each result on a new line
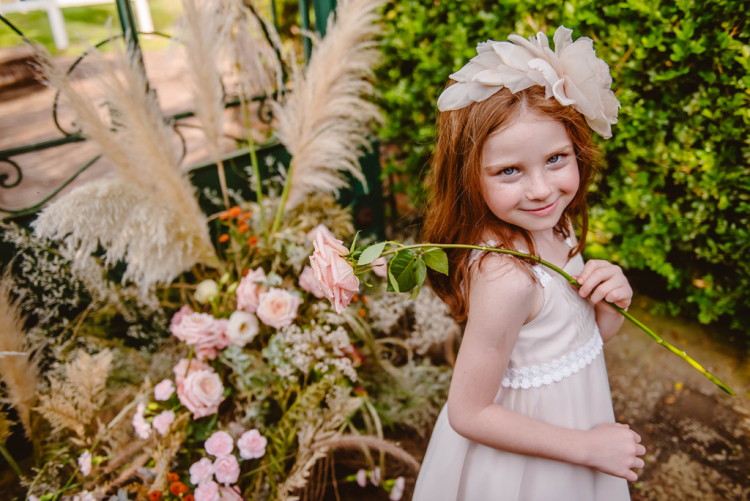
top-left (195, 279), bottom-right (220, 304)
top-left (256, 288), bottom-right (301, 329)
top-left (225, 311), bottom-right (260, 346)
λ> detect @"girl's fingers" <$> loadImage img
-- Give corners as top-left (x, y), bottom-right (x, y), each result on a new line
top-left (630, 430), bottom-right (642, 444)
top-left (578, 267), bottom-right (618, 298)
top-left (633, 458), bottom-right (645, 469)
top-left (636, 444), bottom-right (646, 456)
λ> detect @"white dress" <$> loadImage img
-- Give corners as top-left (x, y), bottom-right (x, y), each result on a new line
top-left (412, 238), bottom-right (630, 501)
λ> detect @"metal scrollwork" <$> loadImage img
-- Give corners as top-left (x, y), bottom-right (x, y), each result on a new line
top-left (0, 158), bottom-right (22, 189)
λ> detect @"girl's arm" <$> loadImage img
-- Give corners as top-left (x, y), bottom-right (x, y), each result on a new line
top-left (447, 255), bottom-right (644, 481)
top-left (594, 301), bottom-right (626, 343)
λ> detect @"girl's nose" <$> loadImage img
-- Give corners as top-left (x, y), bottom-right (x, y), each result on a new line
top-left (526, 171), bottom-right (553, 201)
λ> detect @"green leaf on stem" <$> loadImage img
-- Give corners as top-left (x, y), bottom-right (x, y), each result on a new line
top-left (350, 230), bottom-right (361, 253)
top-left (408, 285), bottom-right (421, 300)
top-left (358, 242), bottom-right (387, 266)
top-left (415, 256), bottom-right (427, 287)
top-left (388, 270), bottom-right (400, 293)
top-left (423, 248), bottom-right (449, 275)
top-left (386, 249), bottom-right (418, 293)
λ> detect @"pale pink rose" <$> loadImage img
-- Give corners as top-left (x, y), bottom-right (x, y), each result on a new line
top-left (236, 268), bottom-right (267, 313)
top-left (173, 358), bottom-right (212, 385)
top-left (195, 345), bottom-right (218, 361)
top-left (171, 304), bottom-right (193, 327)
top-left (299, 266), bottom-right (325, 298)
top-left (213, 455), bottom-right (240, 485)
top-left (205, 431), bottom-right (234, 457)
top-left (389, 476), bottom-right (405, 501)
top-left (195, 480), bottom-right (220, 501)
top-left (154, 379), bottom-right (175, 401)
top-left (178, 370), bottom-right (226, 419)
top-left (256, 288), bottom-right (301, 329)
top-left (371, 257), bottom-right (388, 278)
top-left (237, 429), bottom-right (267, 459)
top-left (306, 224), bottom-right (334, 242)
top-left (170, 312), bottom-right (216, 345)
top-left (218, 485), bottom-right (243, 501)
top-left (356, 469), bottom-right (367, 487)
top-left (370, 466), bottom-right (381, 487)
top-left (309, 231), bottom-right (360, 314)
top-left (152, 410), bottom-right (175, 435)
top-left (132, 401), bottom-right (151, 439)
top-left (78, 450), bottom-right (92, 476)
top-left (189, 457), bottom-right (215, 485)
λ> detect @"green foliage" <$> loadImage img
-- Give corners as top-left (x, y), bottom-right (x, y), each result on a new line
top-left (377, 0), bottom-right (750, 335)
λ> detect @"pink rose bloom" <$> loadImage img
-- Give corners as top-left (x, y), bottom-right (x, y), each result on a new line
top-left (194, 480), bottom-right (220, 501)
top-left (132, 401), bottom-right (151, 439)
top-left (309, 231), bottom-right (360, 314)
top-left (173, 358), bottom-right (212, 385)
top-left (171, 304), bottom-right (193, 327)
top-left (371, 257), bottom-right (388, 278)
top-left (356, 469), bottom-right (367, 487)
top-left (389, 476), bottom-right (406, 501)
top-left (237, 429), bottom-right (267, 459)
top-left (189, 457), bottom-right (215, 485)
top-left (170, 312), bottom-right (216, 345)
top-left (256, 288), bottom-right (301, 329)
top-left (205, 431), bottom-right (234, 457)
top-left (154, 379), bottom-right (175, 401)
top-left (78, 451), bottom-right (92, 477)
top-left (218, 485), bottom-right (243, 501)
top-left (213, 455), bottom-right (240, 485)
top-left (152, 410), bottom-right (175, 435)
top-left (299, 266), bottom-right (325, 298)
top-left (306, 224), bottom-right (334, 242)
top-left (177, 369), bottom-right (225, 419)
top-left (236, 268), bottom-right (267, 313)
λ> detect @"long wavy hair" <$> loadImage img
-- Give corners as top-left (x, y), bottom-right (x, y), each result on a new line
top-left (422, 85), bottom-right (602, 321)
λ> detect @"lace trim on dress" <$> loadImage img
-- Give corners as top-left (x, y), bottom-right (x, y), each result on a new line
top-left (501, 325), bottom-right (603, 389)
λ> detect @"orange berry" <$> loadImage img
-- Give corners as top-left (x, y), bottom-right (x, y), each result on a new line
top-left (167, 473), bottom-right (179, 482)
top-left (219, 212), bottom-right (230, 220)
top-left (352, 294), bottom-right (359, 302)
top-left (228, 206), bottom-right (242, 218)
top-left (357, 308), bottom-right (366, 318)
top-left (239, 212), bottom-right (251, 221)
top-left (184, 496), bottom-right (195, 501)
top-left (219, 234), bottom-right (230, 243)
top-left (169, 481), bottom-right (189, 495)
top-left (247, 236), bottom-right (259, 246)
top-left (362, 295), bottom-right (370, 305)
top-left (238, 224), bottom-right (249, 234)
top-left (149, 491), bottom-right (163, 501)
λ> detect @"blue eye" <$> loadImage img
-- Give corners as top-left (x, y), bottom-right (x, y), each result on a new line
top-left (548, 154), bottom-right (566, 164)
top-left (500, 167), bottom-right (517, 176)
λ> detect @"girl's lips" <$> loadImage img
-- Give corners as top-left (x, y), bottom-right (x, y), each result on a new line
top-left (523, 199), bottom-right (558, 216)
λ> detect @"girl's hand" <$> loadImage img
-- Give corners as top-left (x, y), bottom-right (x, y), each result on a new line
top-left (583, 423), bottom-right (646, 481)
top-left (571, 260), bottom-right (632, 310)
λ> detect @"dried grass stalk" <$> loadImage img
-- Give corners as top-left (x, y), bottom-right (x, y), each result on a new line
top-left (311, 435), bottom-right (420, 472)
top-left (273, 0), bottom-right (385, 208)
top-left (31, 43), bottom-right (217, 289)
top-left (0, 276), bottom-right (38, 437)
top-left (149, 412), bottom-right (190, 493)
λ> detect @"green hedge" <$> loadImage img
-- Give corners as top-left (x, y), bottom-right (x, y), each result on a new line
top-left (376, 0), bottom-right (750, 338)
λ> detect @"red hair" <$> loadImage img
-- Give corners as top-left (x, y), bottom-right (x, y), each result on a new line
top-left (422, 85), bottom-right (602, 321)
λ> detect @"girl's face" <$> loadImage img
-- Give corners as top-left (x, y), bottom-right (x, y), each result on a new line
top-left (480, 111), bottom-right (580, 234)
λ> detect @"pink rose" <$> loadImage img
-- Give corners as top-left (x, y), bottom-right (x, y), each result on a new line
top-left (173, 358), bottom-right (212, 385)
top-left (177, 369), bottom-right (225, 419)
top-left (78, 451), bottom-right (92, 477)
top-left (213, 455), bottom-right (240, 485)
top-left (170, 312), bottom-right (216, 345)
top-left (299, 266), bottom-right (325, 298)
top-left (171, 304), bottom-right (193, 327)
top-left (205, 431), bottom-right (234, 457)
top-left (152, 410), bottom-right (175, 435)
top-left (306, 224), bottom-right (334, 242)
top-left (218, 485), bottom-right (243, 501)
top-left (309, 231), bottom-right (359, 314)
top-left (154, 379), bottom-right (175, 401)
top-left (237, 429), bottom-right (267, 460)
top-left (371, 257), bottom-right (388, 278)
top-left (195, 480), bottom-right (220, 501)
top-left (132, 401), bottom-right (151, 439)
top-left (189, 457), bottom-right (215, 485)
top-left (236, 268), bottom-right (267, 313)
top-left (256, 288), bottom-right (301, 329)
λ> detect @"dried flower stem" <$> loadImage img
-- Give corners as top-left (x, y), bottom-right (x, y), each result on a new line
top-left (0, 443), bottom-right (21, 477)
top-left (370, 243), bottom-right (736, 396)
top-left (237, 73), bottom-right (266, 232)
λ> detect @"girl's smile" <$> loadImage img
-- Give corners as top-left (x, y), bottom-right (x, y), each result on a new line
top-left (480, 111), bottom-right (580, 240)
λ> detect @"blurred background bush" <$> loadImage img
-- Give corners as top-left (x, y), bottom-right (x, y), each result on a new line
top-left (375, 0), bottom-right (750, 342)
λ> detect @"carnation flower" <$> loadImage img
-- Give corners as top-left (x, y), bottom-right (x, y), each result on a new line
top-left (237, 429), bottom-right (267, 459)
top-left (195, 279), bottom-right (220, 304)
top-left (236, 268), bottom-right (267, 313)
top-left (205, 431), bottom-right (234, 457)
top-left (256, 288), bottom-right (301, 329)
top-left (132, 401), bottom-right (152, 439)
top-left (78, 450), bottom-right (92, 476)
top-left (152, 410), bottom-right (175, 435)
top-left (225, 311), bottom-right (259, 346)
top-left (194, 480), bottom-right (220, 501)
top-left (177, 369), bottom-right (225, 419)
top-left (299, 266), bottom-right (325, 298)
top-left (154, 379), bottom-right (175, 400)
top-left (189, 458), bottom-right (215, 485)
top-left (213, 455), bottom-right (240, 485)
top-left (309, 231), bottom-right (359, 314)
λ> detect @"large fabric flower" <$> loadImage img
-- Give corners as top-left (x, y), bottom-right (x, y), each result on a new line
top-left (437, 26), bottom-right (619, 138)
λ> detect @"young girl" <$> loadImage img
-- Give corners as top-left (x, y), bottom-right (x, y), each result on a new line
top-left (412, 27), bottom-right (645, 500)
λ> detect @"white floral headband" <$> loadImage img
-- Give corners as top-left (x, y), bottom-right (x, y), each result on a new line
top-left (437, 26), bottom-right (620, 138)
